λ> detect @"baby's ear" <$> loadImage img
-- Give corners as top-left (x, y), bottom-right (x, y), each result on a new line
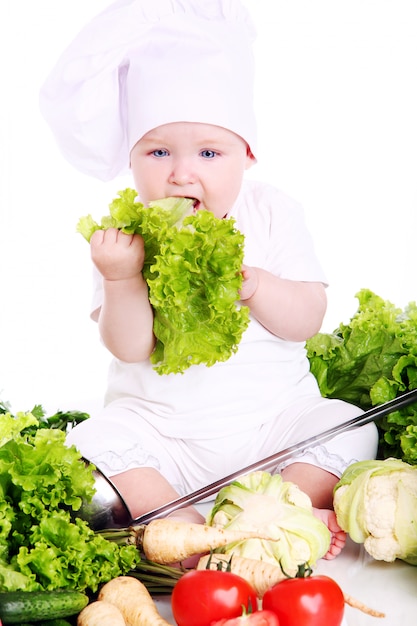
top-left (245, 145), bottom-right (257, 168)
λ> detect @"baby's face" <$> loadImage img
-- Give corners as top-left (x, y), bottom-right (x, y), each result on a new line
top-left (130, 122), bottom-right (254, 218)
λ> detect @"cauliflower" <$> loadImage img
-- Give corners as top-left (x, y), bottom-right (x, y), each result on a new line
top-left (205, 471), bottom-right (331, 575)
top-left (333, 458), bottom-right (417, 564)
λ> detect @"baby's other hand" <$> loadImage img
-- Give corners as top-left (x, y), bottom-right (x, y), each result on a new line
top-left (90, 228), bottom-right (145, 281)
top-left (239, 264), bottom-right (259, 301)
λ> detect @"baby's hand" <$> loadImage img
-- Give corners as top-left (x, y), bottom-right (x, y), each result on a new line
top-left (239, 264), bottom-right (259, 301)
top-left (90, 228), bottom-right (145, 281)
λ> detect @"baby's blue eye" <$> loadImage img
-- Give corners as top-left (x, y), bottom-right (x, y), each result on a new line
top-left (152, 149), bottom-right (169, 157)
top-left (200, 149), bottom-right (217, 159)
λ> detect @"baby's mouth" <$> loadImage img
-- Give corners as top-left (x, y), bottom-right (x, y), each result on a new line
top-left (190, 199), bottom-right (201, 213)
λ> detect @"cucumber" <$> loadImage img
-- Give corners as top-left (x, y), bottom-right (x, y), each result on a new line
top-left (0, 590), bottom-right (89, 624)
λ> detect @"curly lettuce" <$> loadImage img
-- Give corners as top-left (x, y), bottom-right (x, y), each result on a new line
top-left (0, 410), bottom-right (139, 592)
top-left (306, 289), bottom-right (417, 464)
top-left (77, 189), bottom-right (249, 374)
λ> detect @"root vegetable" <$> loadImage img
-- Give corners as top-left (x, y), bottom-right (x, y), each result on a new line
top-left (199, 554), bottom-right (385, 618)
top-left (77, 600), bottom-right (126, 625)
top-left (98, 575), bottom-right (172, 625)
top-left (343, 592), bottom-right (385, 618)
top-left (197, 554), bottom-right (287, 597)
top-left (137, 519), bottom-right (276, 564)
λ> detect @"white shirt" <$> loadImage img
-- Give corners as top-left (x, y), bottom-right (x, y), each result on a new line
top-left (91, 179), bottom-right (328, 438)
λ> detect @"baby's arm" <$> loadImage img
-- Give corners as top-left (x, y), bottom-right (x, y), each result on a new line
top-left (240, 266), bottom-right (326, 341)
top-left (91, 228), bottom-right (155, 362)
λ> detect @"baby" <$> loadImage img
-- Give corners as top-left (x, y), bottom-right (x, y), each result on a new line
top-left (40, 0), bottom-right (378, 560)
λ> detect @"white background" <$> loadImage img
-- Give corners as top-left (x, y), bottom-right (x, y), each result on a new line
top-left (1, 1), bottom-right (416, 414)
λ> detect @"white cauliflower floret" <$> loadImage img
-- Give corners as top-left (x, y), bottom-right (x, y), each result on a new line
top-left (365, 534), bottom-right (401, 562)
top-left (365, 474), bottom-right (397, 538)
top-left (364, 472), bottom-right (416, 561)
top-left (334, 459), bottom-right (417, 564)
top-left (363, 473), bottom-right (400, 560)
top-left (286, 482), bottom-right (313, 509)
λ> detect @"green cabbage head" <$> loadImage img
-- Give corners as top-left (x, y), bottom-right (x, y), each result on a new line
top-left (333, 458), bottom-right (417, 565)
top-left (206, 471), bottom-right (331, 574)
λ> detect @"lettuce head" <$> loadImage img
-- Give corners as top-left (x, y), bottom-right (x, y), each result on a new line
top-left (0, 410), bottom-right (139, 592)
top-left (77, 189), bottom-right (249, 374)
top-left (306, 289), bottom-right (417, 463)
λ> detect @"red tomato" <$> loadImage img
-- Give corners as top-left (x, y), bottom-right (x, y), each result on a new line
top-left (211, 609), bottom-right (280, 625)
top-left (262, 575), bottom-right (345, 626)
top-left (171, 569), bottom-right (258, 626)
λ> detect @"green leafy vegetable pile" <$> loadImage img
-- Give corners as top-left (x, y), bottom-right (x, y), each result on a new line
top-left (306, 288), bottom-right (417, 464)
top-left (0, 407), bottom-right (139, 593)
top-left (77, 189), bottom-right (249, 374)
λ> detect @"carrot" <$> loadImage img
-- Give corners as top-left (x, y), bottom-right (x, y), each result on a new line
top-left (77, 600), bottom-right (127, 625)
top-left (98, 575), bottom-right (172, 626)
top-left (136, 519), bottom-right (276, 565)
top-left (197, 553), bottom-right (287, 597)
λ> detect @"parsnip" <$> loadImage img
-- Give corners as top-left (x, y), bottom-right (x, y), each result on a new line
top-left (198, 554), bottom-right (385, 618)
top-left (198, 554), bottom-right (287, 597)
top-left (138, 519), bottom-right (276, 564)
top-left (77, 600), bottom-right (126, 625)
top-left (343, 593), bottom-right (385, 618)
top-left (98, 575), bottom-right (172, 626)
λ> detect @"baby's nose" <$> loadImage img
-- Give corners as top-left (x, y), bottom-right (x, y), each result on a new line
top-left (168, 161), bottom-right (196, 186)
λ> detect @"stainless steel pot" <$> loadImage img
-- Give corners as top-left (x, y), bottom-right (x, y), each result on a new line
top-left (77, 461), bottom-right (131, 530)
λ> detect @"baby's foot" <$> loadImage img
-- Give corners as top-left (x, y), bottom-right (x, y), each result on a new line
top-left (313, 507), bottom-right (346, 559)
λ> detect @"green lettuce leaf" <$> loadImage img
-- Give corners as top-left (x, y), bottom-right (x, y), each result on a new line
top-left (0, 411), bottom-right (139, 592)
top-left (306, 289), bottom-right (417, 463)
top-left (0, 411), bottom-right (38, 448)
top-left (77, 189), bottom-right (249, 374)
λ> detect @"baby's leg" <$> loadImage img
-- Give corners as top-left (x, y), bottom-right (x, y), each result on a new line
top-left (111, 466), bottom-right (205, 524)
top-left (112, 467), bottom-right (205, 567)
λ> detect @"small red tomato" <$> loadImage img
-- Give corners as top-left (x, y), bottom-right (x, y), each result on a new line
top-left (211, 609), bottom-right (280, 625)
top-left (171, 569), bottom-right (258, 626)
top-left (262, 574), bottom-right (345, 626)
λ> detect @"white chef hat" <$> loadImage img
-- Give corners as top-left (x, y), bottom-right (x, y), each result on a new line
top-left (39, 0), bottom-right (257, 181)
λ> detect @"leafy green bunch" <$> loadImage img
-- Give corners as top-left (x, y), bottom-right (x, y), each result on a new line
top-left (306, 288), bottom-right (417, 463)
top-left (0, 410), bottom-right (139, 593)
top-left (77, 189), bottom-right (249, 374)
